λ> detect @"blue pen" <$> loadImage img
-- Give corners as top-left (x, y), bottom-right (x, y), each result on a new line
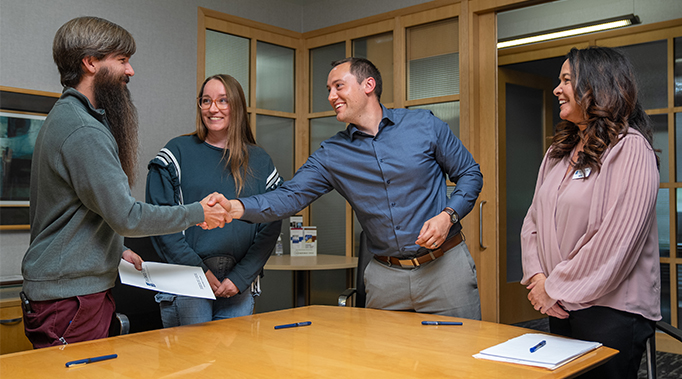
top-left (421, 321), bottom-right (463, 326)
top-left (65, 354), bottom-right (118, 368)
top-left (530, 340), bottom-right (546, 353)
top-left (274, 321), bottom-right (312, 330)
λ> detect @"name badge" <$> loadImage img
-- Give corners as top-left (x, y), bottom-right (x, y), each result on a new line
top-left (572, 167), bottom-right (591, 180)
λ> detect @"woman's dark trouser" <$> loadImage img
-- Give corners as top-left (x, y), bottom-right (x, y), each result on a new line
top-left (549, 306), bottom-right (656, 379)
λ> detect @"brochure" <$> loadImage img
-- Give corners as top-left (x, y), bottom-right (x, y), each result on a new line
top-left (118, 259), bottom-right (215, 300)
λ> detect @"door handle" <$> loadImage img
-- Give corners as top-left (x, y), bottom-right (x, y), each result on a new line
top-left (479, 200), bottom-right (487, 250)
top-left (0, 317), bottom-right (23, 325)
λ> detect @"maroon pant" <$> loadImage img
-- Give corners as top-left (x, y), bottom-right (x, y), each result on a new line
top-left (22, 290), bottom-right (115, 349)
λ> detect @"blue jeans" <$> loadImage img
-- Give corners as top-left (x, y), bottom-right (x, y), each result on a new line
top-left (155, 287), bottom-right (255, 328)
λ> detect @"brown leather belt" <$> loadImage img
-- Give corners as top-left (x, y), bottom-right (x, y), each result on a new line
top-left (374, 232), bottom-right (464, 269)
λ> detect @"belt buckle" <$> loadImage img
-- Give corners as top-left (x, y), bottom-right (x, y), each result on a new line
top-left (397, 258), bottom-right (419, 268)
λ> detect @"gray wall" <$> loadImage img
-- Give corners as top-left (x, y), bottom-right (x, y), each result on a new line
top-left (1, 0), bottom-right (681, 281)
top-left (0, 0), bottom-right (429, 281)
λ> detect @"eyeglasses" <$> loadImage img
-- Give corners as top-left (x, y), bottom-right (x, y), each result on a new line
top-left (198, 97), bottom-right (229, 110)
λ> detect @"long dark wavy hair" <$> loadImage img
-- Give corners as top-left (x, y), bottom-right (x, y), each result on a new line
top-left (195, 74), bottom-right (256, 196)
top-left (548, 46), bottom-right (657, 173)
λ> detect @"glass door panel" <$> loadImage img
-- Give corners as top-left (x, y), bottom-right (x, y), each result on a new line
top-left (662, 262), bottom-right (671, 324)
top-left (674, 37), bottom-right (682, 107)
top-left (503, 83), bottom-right (544, 284)
top-left (620, 40), bottom-right (668, 110)
top-left (256, 114), bottom-right (295, 254)
top-left (309, 116), bottom-right (348, 305)
top-left (406, 18), bottom-right (459, 100)
top-left (353, 32), bottom-right (394, 104)
top-left (310, 43), bottom-right (345, 113)
top-left (256, 42), bottom-right (295, 112)
top-left (676, 113), bottom-right (682, 182)
top-left (659, 188), bottom-right (671, 258)
top-left (651, 114), bottom-right (669, 183)
top-left (309, 116), bottom-right (347, 256)
top-left (408, 101), bottom-right (460, 138)
top-left (205, 30), bottom-right (250, 103)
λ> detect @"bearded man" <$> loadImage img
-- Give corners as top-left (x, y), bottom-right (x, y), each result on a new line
top-left (21, 16), bottom-right (230, 348)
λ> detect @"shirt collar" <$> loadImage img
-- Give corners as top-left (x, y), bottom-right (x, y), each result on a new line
top-left (62, 87), bottom-right (108, 123)
top-left (348, 104), bottom-right (394, 141)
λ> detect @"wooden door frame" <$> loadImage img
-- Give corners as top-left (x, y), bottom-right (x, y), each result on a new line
top-left (497, 68), bottom-right (553, 324)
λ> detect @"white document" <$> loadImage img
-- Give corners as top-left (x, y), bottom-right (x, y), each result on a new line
top-left (473, 333), bottom-right (602, 370)
top-left (118, 259), bottom-right (215, 300)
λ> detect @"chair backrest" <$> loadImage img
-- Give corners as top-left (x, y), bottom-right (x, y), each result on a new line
top-left (645, 320), bottom-right (682, 379)
top-left (355, 231), bottom-right (373, 307)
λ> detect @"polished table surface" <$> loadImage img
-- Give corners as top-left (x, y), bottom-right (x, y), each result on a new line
top-left (0, 306), bottom-right (616, 378)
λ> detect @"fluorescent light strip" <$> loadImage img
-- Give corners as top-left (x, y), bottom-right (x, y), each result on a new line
top-left (497, 19), bottom-right (632, 49)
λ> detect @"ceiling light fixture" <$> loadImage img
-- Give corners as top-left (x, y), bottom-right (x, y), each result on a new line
top-left (497, 14), bottom-right (640, 49)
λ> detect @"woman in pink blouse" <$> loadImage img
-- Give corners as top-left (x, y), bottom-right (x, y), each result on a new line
top-left (521, 46), bottom-right (661, 379)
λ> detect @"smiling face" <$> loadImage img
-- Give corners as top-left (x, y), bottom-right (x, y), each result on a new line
top-left (200, 79), bottom-right (230, 145)
top-left (326, 62), bottom-right (370, 124)
top-left (96, 53), bottom-right (135, 85)
top-left (553, 59), bottom-right (585, 127)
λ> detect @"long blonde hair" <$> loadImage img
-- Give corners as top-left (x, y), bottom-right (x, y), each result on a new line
top-left (195, 74), bottom-right (256, 196)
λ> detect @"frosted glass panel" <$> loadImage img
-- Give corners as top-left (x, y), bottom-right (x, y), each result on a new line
top-left (651, 114), bottom-right (668, 183)
top-left (309, 116), bottom-right (347, 305)
top-left (205, 30), bottom-right (250, 105)
top-left (407, 18), bottom-right (459, 100)
top-left (310, 43), bottom-right (345, 113)
top-left (408, 101), bottom-right (460, 138)
top-left (658, 188), bottom-right (670, 258)
top-left (676, 188), bottom-right (682, 258)
top-left (504, 84), bottom-right (544, 283)
top-left (675, 37), bottom-right (682, 107)
top-left (256, 41), bottom-right (295, 113)
top-left (678, 265), bottom-right (682, 327)
top-left (661, 263), bottom-right (671, 324)
top-left (409, 53), bottom-right (459, 100)
top-left (620, 40), bottom-right (667, 110)
top-left (256, 115), bottom-right (295, 255)
top-left (309, 116), bottom-right (347, 257)
top-left (676, 113), bottom-right (682, 182)
top-left (256, 115), bottom-right (294, 180)
top-left (353, 32), bottom-right (393, 104)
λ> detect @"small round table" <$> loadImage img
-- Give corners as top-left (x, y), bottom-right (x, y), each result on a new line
top-left (264, 254), bottom-right (358, 307)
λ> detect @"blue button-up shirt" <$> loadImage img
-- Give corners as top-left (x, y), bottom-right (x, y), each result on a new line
top-left (241, 106), bottom-right (483, 258)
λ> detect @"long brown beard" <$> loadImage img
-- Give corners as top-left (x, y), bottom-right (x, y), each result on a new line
top-left (93, 67), bottom-right (139, 187)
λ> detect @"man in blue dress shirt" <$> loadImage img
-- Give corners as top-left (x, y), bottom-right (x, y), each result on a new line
top-left (211, 57), bottom-right (482, 319)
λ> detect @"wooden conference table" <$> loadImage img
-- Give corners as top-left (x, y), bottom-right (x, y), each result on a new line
top-left (0, 306), bottom-right (616, 378)
top-left (264, 254), bottom-right (358, 307)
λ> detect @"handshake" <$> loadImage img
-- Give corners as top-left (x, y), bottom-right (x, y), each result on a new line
top-left (196, 192), bottom-right (243, 230)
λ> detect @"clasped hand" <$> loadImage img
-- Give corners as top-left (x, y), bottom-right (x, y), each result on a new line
top-left (205, 270), bottom-right (238, 298)
top-left (527, 273), bottom-right (569, 319)
top-left (197, 192), bottom-right (232, 229)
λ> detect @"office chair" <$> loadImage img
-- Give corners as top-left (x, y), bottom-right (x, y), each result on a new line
top-left (109, 313), bottom-right (130, 335)
top-left (338, 231), bottom-right (372, 307)
top-left (645, 321), bottom-right (682, 379)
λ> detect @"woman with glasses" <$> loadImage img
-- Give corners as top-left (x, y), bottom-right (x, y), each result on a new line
top-left (145, 74), bottom-right (282, 326)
